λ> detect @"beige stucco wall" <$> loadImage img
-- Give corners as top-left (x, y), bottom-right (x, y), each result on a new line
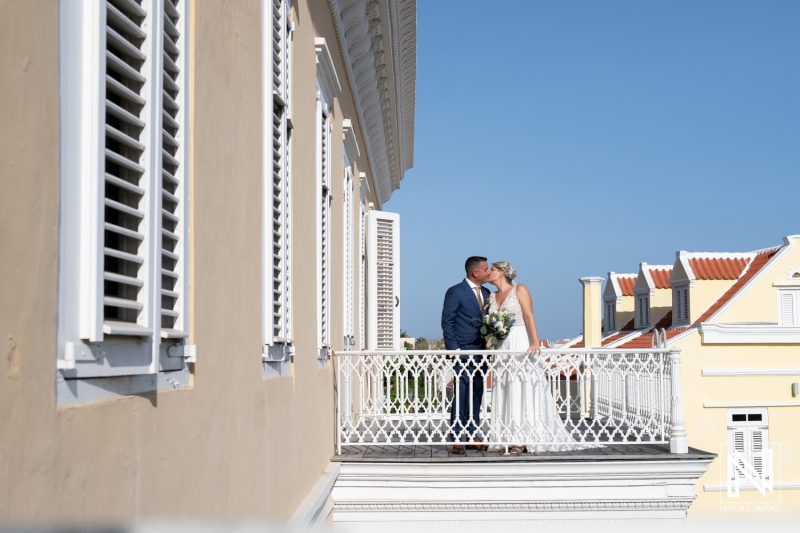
top-left (1, 0), bottom-right (386, 523)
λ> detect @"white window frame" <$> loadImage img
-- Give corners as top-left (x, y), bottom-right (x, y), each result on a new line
top-left (727, 408), bottom-right (770, 485)
top-left (673, 284), bottom-right (690, 325)
top-left (342, 120), bottom-right (360, 351)
top-left (778, 289), bottom-right (800, 326)
top-left (57, 0), bottom-right (193, 402)
top-left (315, 38), bottom-right (340, 363)
top-left (262, 0), bottom-right (294, 377)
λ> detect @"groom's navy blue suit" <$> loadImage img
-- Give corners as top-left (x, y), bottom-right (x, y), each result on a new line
top-left (441, 280), bottom-right (490, 442)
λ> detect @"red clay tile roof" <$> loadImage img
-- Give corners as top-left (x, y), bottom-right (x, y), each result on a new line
top-left (619, 317), bottom-right (635, 331)
top-left (649, 268), bottom-right (672, 289)
top-left (689, 256), bottom-right (750, 280)
top-left (617, 327), bottom-right (688, 349)
top-left (617, 249), bottom-right (779, 349)
top-left (617, 276), bottom-right (636, 296)
top-left (601, 332), bottom-right (628, 346)
top-left (693, 250), bottom-right (777, 323)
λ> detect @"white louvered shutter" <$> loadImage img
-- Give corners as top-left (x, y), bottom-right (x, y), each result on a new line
top-left (344, 166), bottom-right (355, 342)
top-left (100, 0), bottom-right (153, 341)
top-left (359, 199), bottom-right (366, 349)
top-left (729, 426), bottom-right (770, 481)
top-left (159, 0), bottom-right (188, 343)
top-left (606, 302), bottom-right (616, 332)
top-left (366, 211), bottom-right (400, 351)
top-left (264, 0), bottom-right (291, 352)
top-left (318, 107), bottom-right (332, 352)
top-left (779, 290), bottom-right (799, 326)
top-left (728, 410), bottom-right (770, 484)
top-left (682, 288), bottom-right (689, 323)
top-left (637, 296), bottom-right (644, 328)
top-left (157, 0), bottom-right (189, 372)
top-left (62, 0), bottom-right (190, 379)
top-left (729, 427), bottom-right (748, 481)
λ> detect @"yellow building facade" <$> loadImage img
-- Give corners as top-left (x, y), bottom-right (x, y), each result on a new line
top-left (597, 236), bottom-right (800, 517)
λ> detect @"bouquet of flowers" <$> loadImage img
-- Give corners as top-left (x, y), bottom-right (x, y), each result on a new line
top-left (480, 300), bottom-right (515, 348)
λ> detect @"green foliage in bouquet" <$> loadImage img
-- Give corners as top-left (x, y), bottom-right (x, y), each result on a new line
top-left (480, 309), bottom-right (516, 348)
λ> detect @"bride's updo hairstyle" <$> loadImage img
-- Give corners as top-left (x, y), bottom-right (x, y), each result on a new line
top-left (492, 261), bottom-right (517, 284)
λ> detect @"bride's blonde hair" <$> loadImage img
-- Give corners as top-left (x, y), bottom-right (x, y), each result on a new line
top-left (492, 261), bottom-right (517, 284)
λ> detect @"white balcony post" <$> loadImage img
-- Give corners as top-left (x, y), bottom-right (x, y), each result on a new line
top-left (669, 349), bottom-right (688, 453)
top-left (335, 355), bottom-right (342, 455)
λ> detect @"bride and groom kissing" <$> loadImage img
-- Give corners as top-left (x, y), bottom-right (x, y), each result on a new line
top-left (441, 255), bottom-right (558, 455)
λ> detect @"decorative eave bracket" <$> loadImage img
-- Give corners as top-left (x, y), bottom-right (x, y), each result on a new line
top-left (328, 0), bottom-right (416, 207)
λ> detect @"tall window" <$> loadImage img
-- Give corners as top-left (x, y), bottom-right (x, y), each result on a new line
top-left (263, 0), bottom-right (293, 376)
top-left (58, 0), bottom-right (192, 397)
top-left (315, 38), bottom-right (340, 362)
top-left (342, 121), bottom-right (360, 351)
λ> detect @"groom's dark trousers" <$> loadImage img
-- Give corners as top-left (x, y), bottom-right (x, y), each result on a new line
top-left (441, 280), bottom-right (490, 442)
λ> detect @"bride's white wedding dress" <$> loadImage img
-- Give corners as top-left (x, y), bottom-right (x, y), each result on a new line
top-left (488, 285), bottom-right (577, 452)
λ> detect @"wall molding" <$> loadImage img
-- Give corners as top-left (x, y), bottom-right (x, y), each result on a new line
top-left (334, 500), bottom-right (692, 513)
top-left (704, 402), bottom-right (800, 408)
top-left (698, 323), bottom-right (800, 344)
top-left (315, 37), bottom-right (341, 106)
top-left (702, 369), bottom-right (800, 377)
top-left (704, 483), bottom-right (800, 492)
top-left (290, 462), bottom-right (341, 527)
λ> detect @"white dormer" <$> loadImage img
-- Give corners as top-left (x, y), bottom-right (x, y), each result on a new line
top-left (670, 250), bottom-right (753, 326)
top-left (670, 252), bottom-right (692, 325)
top-left (604, 272), bottom-right (636, 332)
top-left (633, 263), bottom-right (673, 330)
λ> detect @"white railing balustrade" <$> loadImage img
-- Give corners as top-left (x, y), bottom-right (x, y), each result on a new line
top-left (334, 348), bottom-right (687, 454)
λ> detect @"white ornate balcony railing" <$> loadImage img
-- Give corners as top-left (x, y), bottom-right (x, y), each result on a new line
top-left (334, 347), bottom-right (688, 454)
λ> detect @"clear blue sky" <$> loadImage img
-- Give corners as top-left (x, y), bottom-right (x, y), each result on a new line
top-left (384, 0), bottom-right (800, 342)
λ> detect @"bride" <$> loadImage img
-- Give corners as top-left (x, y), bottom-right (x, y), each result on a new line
top-left (487, 261), bottom-right (576, 453)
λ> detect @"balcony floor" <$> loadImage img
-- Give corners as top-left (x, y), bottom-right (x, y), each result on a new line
top-left (334, 442), bottom-right (715, 463)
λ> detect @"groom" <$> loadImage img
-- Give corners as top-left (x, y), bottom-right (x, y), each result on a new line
top-left (441, 256), bottom-right (491, 454)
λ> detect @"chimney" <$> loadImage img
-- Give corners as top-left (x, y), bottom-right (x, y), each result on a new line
top-left (580, 277), bottom-right (604, 348)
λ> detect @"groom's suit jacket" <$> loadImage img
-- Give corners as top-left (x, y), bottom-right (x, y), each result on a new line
top-left (441, 280), bottom-right (490, 351)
